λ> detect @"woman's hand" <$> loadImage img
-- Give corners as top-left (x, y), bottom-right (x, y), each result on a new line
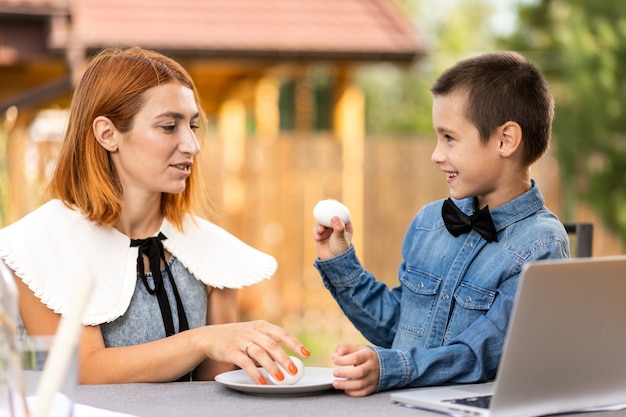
top-left (313, 216), bottom-right (353, 260)
top-left (331, 344), bottom-right (379, 397)
top-left (200, 320), bottom-right (310, 385)
top-left (17, 267), bottom-right (309, 385)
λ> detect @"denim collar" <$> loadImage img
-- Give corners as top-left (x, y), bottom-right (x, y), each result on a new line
top-left (452, 179), bottom-right (544, 233)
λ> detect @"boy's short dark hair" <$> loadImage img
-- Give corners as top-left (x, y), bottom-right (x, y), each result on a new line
top-left (430, 51), bottom-right (554, 166)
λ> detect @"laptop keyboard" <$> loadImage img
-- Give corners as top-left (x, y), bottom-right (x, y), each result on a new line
top-left (444, 395), bottom-right (492, 409)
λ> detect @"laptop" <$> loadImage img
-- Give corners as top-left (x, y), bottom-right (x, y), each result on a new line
top-left (390, 256), bottom-right (626, 417)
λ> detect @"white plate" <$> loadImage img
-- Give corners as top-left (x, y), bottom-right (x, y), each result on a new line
top-left (215, 367), bottom-right (336, 395)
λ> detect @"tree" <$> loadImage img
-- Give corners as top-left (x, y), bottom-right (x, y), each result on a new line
top-left (502, 0), bottom-right (626, 245)
top-left (358, 0), bottom-right (500, 136)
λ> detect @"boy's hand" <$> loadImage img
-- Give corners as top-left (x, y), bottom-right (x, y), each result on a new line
top-left (331, 344), bottom-right (380, 397)
top-left (312, 216), bottom-right (353, 260)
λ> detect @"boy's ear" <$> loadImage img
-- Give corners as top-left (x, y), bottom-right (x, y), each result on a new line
top-left (498, 121), bottom-right (522, 158)
top-left (93, 116), bottom-right (119, 152)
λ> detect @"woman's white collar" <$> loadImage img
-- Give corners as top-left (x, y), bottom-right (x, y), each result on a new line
top-left (0, 200), bottom-right (276, 325)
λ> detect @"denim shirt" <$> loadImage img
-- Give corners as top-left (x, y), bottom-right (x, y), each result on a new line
top-left (314, 180), bottom-right (570, 392)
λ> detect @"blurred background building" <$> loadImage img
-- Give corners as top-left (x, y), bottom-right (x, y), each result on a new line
top-left (1, 0), bottom-right (623, 365)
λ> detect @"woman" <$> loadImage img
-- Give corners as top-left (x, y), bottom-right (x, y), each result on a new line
top-left (0, 47), bottom-right (308, 385)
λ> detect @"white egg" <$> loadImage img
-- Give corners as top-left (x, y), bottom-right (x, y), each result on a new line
top-left (313, 199), bottom-right (351, 227)
top-left (267, 356), bottom-right (305, 385)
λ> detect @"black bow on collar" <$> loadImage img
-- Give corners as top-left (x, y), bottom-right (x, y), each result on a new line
top-left (130, 233), bottom-right (189, 337)
top-left (442, 198), bottom-right (498, 243)
top-left (130, 233), bottom-right (193, 381)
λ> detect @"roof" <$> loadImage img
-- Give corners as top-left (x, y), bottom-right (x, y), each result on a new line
top-left (0, 0), bottom-right (422, 113)
top-left (70, 0), bottom-right (422, 61)
top-left (0, 0), bottom-right (64, 15)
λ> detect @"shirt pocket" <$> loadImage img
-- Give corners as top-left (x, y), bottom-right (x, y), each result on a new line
top-left (397, 269), bottom-right (441, 340)
top-left (444, 281), bottom-right (496, 342)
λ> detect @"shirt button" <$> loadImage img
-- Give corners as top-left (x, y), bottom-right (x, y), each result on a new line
top-left (417, 282), bottom-right (424, 289)
top-left (465, 296), bottom-right (472, 303)
top-left (442, 294), bottom-right (449, 300)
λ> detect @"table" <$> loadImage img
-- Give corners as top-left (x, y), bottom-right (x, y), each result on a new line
top-left (74, 382), bottom-right (626, 417)
top-left (76, 382), bottom-right (419, 417)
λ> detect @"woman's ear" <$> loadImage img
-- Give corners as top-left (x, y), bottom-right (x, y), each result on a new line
top-left (498, 121), bottom-right (522, 158)
top-left (93, 116), bottom-right (118, 152)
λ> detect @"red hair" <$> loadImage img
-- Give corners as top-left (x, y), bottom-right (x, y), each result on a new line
top-left (47, 47), bottom-right (209, 229)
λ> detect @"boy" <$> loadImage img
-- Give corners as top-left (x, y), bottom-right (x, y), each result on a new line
top-left (312, 52), bottom-right (569, 396)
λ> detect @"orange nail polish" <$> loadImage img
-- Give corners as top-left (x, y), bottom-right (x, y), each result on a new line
top-left (259, 376), bottom-right (267, 385)
top-left (288, 363), bottom-right (297, 375)
top-left (275, 370), bottom-right (285, 381)
top-left (301, 346), bottom-right (310, 357)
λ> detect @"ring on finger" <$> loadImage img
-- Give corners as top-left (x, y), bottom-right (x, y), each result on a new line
top-left (244, 342), bottom-right (254, 356)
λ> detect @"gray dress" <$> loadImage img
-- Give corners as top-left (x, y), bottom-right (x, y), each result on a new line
top-left (101, 257), bottom-right (208, 347)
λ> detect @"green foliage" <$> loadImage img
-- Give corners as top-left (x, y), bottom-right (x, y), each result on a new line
top-left (501, 0), bottom-right (626, 244)
top-left (358, 0), bottom-right (501, 136)
top-left (357, 63), bottom-right (436, 135)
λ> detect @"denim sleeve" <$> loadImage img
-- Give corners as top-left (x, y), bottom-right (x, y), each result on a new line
top-left (314, 246), bottom-right (402, 347)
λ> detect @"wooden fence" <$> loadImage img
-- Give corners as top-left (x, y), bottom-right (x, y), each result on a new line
top-left (200, 133), bottom-right (624, 365)
top-left (3, 132), bottom-right (624, 365)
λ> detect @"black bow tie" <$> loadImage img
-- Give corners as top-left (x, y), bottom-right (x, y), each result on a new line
top-left (442, 198), bottom-right (498, 242)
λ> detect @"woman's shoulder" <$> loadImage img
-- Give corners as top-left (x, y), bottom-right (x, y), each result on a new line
top-left (0, 200), bottom-right (74, 242)
top-left (160, 215), bottom-right (277, 290)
